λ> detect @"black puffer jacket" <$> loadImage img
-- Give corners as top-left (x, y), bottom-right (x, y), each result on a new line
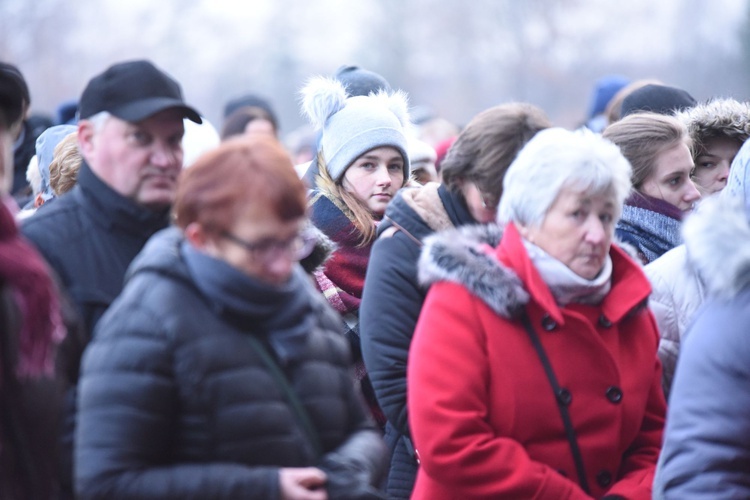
top-left (75, 228), bottom-right (387, 500)
top-left (360, 183), bottom-right (477, 499)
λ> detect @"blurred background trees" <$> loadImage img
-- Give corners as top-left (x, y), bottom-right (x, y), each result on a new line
top-left (1, 0), bottom-right (747, 134)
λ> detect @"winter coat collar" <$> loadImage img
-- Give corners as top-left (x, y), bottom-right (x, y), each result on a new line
top-left (419, 222), bottom-right (651, 324)
top-left (380, 183), bottom-right (459, 242)
top-left (75, 162), bottom-right (170, 236)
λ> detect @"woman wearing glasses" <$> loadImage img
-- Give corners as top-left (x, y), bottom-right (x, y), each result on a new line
top-left (300, 76), bottom-right (411, 430)
top-left (74, 136), bottom-right (387, 500)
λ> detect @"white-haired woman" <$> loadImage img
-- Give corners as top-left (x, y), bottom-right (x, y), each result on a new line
top-left (407, 128), bottom-right (666, 499)
top-left (300, 76), bottom-right (410, 430)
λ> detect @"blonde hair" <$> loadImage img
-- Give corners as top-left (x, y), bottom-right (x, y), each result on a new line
top-left (49, 131), bottom-right (81, 195)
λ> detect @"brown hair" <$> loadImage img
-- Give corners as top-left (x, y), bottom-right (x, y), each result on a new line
top-left (220, 106), bottom-right (277, 140)
top-left (49, 132), bottom-right (81, 195)
top-left (440, 103), bottom-right (551, 208)
top-left (603, 112), bottom-right (691, 190)
top-left (173, 136), bottom-right (306, 236)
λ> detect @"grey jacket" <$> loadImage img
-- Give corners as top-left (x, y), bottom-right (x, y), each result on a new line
top-left (653, 183), bottom-right (750, 497)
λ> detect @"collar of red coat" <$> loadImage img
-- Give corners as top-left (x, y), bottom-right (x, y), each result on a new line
top-left (496, 222), bottom-right (652, 326)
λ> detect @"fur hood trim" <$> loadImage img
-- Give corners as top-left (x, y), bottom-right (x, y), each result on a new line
top-left (418, 224), bottom-right (529, 318)
top-left (676, 98), bottom-right (750, 149)
top-left (684, 194), bottom-right (750, 299)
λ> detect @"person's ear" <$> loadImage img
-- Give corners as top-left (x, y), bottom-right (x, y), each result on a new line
top-left (184, 222), bottom-right (209, 249)
top-left (516, 222), bottom-right (532, 242)
top-left (77, 121), bottom-right (96, 162)
top-left (34, 193), bottom-right (45, 208)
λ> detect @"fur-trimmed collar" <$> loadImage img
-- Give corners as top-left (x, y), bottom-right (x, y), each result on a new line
top-left (418, 223), bottom-right (529, 318)
top-left (684, 195), bottom-right (750, 299)
top-left (418, 223), bottom-right (646, 319)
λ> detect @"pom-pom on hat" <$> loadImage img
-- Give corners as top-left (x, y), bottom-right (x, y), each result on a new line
top-left (300, 76), bottom-right (410, 182)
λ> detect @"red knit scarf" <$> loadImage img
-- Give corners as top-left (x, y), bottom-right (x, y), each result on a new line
top-left (0, 201), bottom-right (63, 383)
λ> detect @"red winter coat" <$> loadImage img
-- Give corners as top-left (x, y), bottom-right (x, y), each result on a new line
top-left (407, 223), bottom-right (666, 499)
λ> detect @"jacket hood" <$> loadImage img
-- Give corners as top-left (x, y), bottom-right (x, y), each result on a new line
top-left (684, 139), bottom-right (750, 298)
top-left (418, 223), bottom-right (529, 318)
top-left (380, 183), bottom-right (453, 241)
top-left (676, 98), bottom-right (750, 150)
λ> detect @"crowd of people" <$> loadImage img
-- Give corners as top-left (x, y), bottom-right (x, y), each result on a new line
top-left (1, 58), bottom-right (749, 499)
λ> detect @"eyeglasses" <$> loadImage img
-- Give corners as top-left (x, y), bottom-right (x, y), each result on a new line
top-left (221, 230), bottom-right (316, 263)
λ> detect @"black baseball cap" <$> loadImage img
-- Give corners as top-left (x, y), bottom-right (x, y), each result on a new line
top-left (79, 60), bottom-right (201, 124)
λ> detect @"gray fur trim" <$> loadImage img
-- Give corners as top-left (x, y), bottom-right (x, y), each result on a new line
top-left (418, 224), bottom-right (529, 318)
top-left (683, 195), bottom-right (750, 298)
top-left (300, 223), bottom-right (337, 274)
top-left (675, 98), bottom-right (750, 148)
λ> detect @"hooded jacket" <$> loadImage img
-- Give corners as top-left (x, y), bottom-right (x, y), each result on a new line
top-left (645, 137), bottom-right (750, 399)
top-left (74, 228), bottom-right (387, 500)
top-left (407, 222), bottom-right (666, 499)
top-left (653, 143), bottom-right (750, 498)
top-left (675, 97), bottom-right (750, 153)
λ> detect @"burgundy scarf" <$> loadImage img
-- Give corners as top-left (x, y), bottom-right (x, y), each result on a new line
top-left (0, 201), bottom-right (63, 383)
top-left (308, 192), bottom-right (372, 314)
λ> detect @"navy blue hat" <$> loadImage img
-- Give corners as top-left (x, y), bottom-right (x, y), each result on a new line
top-left (588, 75), bottom-right (630, 119)
top-left (79, 60), bottom-right (201, 123)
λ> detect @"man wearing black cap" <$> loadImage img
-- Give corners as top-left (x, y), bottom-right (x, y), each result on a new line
top-left (22, 59), bottom-right (201, 340)
top-left (21, 60), bottom-right (201, 499)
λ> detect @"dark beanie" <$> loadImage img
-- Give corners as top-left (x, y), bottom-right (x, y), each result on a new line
top-left (223, 94), bottom-right (278, 128)
top-left (621, 84), bottom-right (696, 118)
top-left (0, 62), bottom-right (27, 127)
top-left (334, 65), bottom-right (391, 97)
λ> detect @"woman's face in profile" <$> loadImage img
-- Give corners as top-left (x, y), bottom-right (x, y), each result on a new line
top-left (691, 136), bottom-right (741, 197)
top-left (640, 142), bottom-right (701, 211)
top-left (520, 187), bottom-right (616, 280)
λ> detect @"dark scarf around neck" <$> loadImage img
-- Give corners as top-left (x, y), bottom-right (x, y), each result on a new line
top-left (181, 242), bottom-right (314, 364)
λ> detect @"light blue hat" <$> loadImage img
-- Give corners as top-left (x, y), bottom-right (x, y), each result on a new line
top-left (35, 124), bottom-right (76, 200)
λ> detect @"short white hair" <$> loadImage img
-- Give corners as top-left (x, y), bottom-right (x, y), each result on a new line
top-left (25, 155), bottom-right (41, 195)
top-left (498, 127), bottom-right (632, 227)
top-left (84, 110), bottom-right (112, 133)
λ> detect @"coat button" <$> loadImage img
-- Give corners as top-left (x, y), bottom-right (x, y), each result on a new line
top-left (596, 469), bottom-right (612, 487)
top-left (541, 314), bottom-right (557, 331)
top-left (556, 388), bottom-right (572, 406)
top-left (598, 315), bottom-right (613, 328)
top-left (606, 386), bottom-right (623, 404)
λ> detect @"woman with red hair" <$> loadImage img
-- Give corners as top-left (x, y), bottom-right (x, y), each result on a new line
top-left (74, 136), bottom-right (387, 500)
